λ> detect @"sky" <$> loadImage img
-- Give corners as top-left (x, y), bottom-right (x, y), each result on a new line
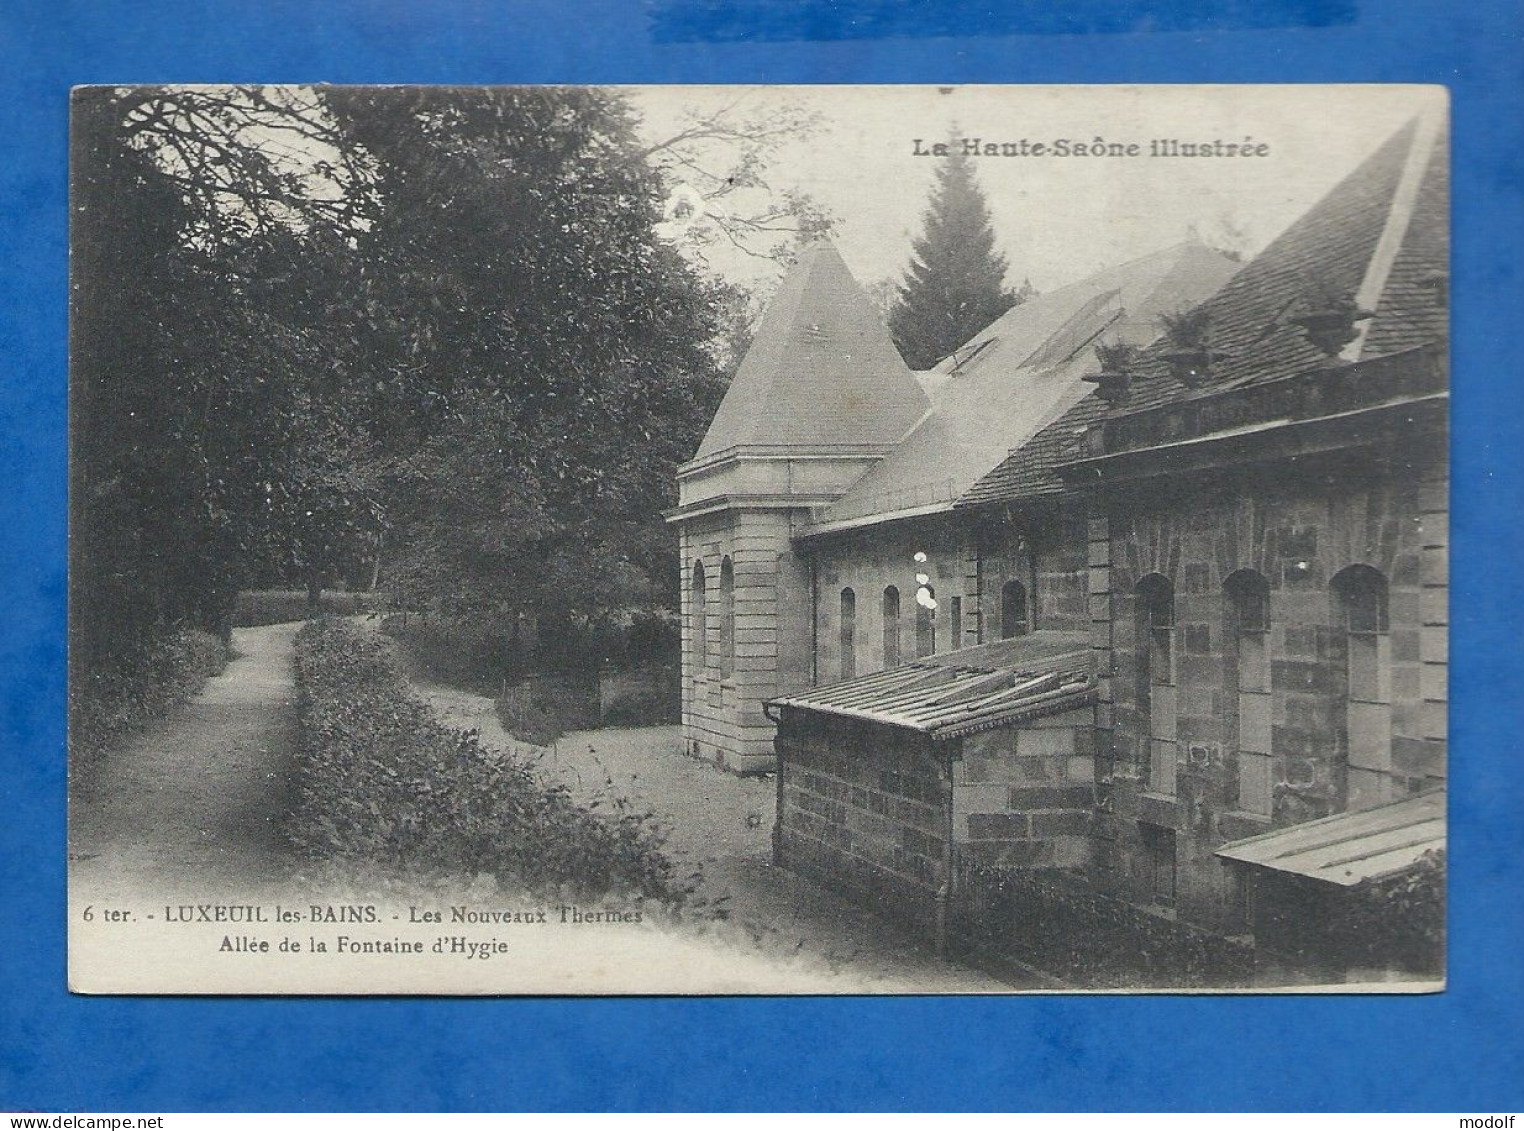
top-left (627, 84), bottom-right (1444, 299)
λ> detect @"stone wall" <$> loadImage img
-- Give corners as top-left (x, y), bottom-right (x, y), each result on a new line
top-left (952, 706), bottom-right (1097, 869)
top-left (974, 506), bottom-right (1090, 636)
top-left (808, 516), bottom-right (971, 684)
top-left (680, 508), bottom-right (813, 773)
top-left (951, 861), bottom-right (1256, 989)
top-left (775, 712), bottom-right (949, 928)
top-left (806, 510), bottom-right (1069, 684)
top-left (1094, 444), bottom-right (1447, 931)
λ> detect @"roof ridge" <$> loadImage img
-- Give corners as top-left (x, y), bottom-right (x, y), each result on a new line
top-left (1345, 113), bottom-right (1445, 362)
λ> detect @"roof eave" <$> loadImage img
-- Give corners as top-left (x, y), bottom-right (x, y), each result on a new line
top-left (794, 499), bottom-right (958, 541)
top-left (1053, 391), bottom-right (1447, 485)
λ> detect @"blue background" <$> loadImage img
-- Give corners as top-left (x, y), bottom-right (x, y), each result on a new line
top-left (3, 0), bottom-right (1521, 1113)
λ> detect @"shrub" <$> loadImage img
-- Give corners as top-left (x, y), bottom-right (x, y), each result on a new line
top-left (70, 626), bottom-right (229, 765)
top-left (1331, 848), bottom-right (1445, 975)
top-left (1159, 306), bottom-right (1213, 350)
top-left (381, 613), bottom-right (516, 697)
top-left (1093, 339), bottom-right (1139, 374)
top-left (291, 618), bottom-right (684, 906)
top-left (495, 689), bottom-right (565, 748)
top-left (184, 628), bottom-right (230, 680)
top-left (599, 687), bottom-right (678, 727)
top-left (234, 589), bottom-right (379, 627)
top-left (496, 675), bottom-right (599, 743)
top-left (382, 608), bottom-right (680, 699)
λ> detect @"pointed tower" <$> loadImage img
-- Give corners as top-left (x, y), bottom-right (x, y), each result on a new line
top-left (669, 239), bottom-right (929, 772)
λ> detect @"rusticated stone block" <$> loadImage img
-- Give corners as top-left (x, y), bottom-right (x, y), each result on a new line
top-left (1008, 783), bottom-right (1095, 810)
top-left (1030, 810), bottom-right (1093, 837)
top-left (968, 812), bottom-right (1029, 839)
top-left (1137, 791), bottom-right (1182, 828)
top-left (1391, 736), bottom-right (1441, 777)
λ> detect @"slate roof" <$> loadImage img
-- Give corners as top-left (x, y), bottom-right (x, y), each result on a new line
top-left (805, 240), bottom-right (1238, 531)
top-left (1361, 131), bottom-right (1450, 357)
top-left (693, 239), bottom-right (929, 459)
top-left (1216, 789), bottom-right (1445, 886)
top-left (960, 115), bottom-right (1448, 509)
top-left (767, 630), bottom-right (1095, 740)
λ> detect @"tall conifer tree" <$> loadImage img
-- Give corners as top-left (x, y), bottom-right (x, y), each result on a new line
top-left (889, 147), bottom-right (1020, 369)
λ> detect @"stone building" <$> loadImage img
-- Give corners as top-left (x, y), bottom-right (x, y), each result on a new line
top-left (666, 241), bottom-right (928, 772)
top-left (674, 114), bottom-right (1448, 981)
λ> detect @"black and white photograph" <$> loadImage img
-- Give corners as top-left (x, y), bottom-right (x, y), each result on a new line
top-left (68, 83), bottom-right (1448, 994)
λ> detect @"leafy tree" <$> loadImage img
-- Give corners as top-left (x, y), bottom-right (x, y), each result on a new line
top-left (73, 84), bottom-right (812, 705)
top-left (322, 88), bottom-right (731, 648)
top-left (634, 93), bottom-right (834, 266)
top-left (70, 87), bottom-right (374, 671)
top-left (888, 146), bottom-right (1021, 369)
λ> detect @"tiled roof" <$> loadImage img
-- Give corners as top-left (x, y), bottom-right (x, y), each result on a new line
top-left (959, 116), bottom-right (1448, 509)
top-left (1362, 132), bottom-right (1449, 357)
top-left (810, 240), bottom-right (1237, 530)
top-left (693, 239), bottom-right (928, 459)
top-left (767, 630), bottom-right (1095, 740)
top-left (1216, 789), bottom-right (1445, 886)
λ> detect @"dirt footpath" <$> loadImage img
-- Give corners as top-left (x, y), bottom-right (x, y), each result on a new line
top-left (69, 618), bottom-right (1017, 991)
top-left (415, 678), bottom-right (1016, 991)
top-left (70, 622), bottom-right (302, 902)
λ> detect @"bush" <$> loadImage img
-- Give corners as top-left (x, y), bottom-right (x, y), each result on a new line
top-left (234, 589), bottom-right (379, 627)
top-left (495, 688), bottom-right (567, 748)
top-left (599, 686), bottom-right (678, 727)
top-left (496, 675), bottom-right (599, 743)
top-left (71, 626), bottom-right (229, 764)
top-left (381, 613), bottom-right (517, 697)
top-left (382, 609), bottom-right (680, 699)
top-left (184, 628), bottom-right (230, 680)
top-left (1332, 848), bottom-right (1445, 976)
top-left (291, 618), bottom-right (684, 905)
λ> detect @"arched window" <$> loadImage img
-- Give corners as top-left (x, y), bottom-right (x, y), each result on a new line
top-left (1137, 574), bottom-right (1177, 796)
top-left (839, 587), bottom-right (857, 681)
top-left (1225, 570), bottom-right (1272, 816)
top-left (718, 556), bottom-right (735, 680)
top-left (1000, 579), bottom-right (1029, 639)
top-left (1333, 565), bottom-right (1391, 808)
top-left (882, 586), bottom-right (901, 670)
top-left (690, 560), bottom-right (707, 675)
top-left (915, 585), bottom-right (937, 657)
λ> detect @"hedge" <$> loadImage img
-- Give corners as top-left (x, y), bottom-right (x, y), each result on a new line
top-left (290, 618), bottom-right (684, 905)
top-left (71, 626), bottom-right (228, 765)
top-left (234, 589), bottom-right (380, 628)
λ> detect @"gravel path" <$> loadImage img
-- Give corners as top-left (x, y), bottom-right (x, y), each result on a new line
top-left (412, 670), bottom-right (1015, 991)
top-left (70, 622), bottom-right (302, 903)
top-left (69, 619), bottom-right (1016, 991)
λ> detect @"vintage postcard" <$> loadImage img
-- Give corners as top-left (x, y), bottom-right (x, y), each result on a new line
top-left (68, 84), bottom-right (1447, 994)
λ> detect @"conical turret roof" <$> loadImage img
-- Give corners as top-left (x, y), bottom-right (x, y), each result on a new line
top-left (694, 239), bottom-right (929, 459)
